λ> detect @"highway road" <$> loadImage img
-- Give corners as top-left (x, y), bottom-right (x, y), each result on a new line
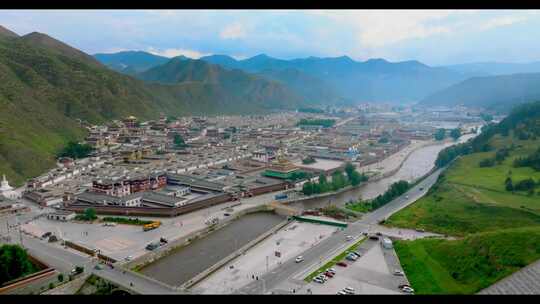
top-left (238, 167), bottom-right (443, 294)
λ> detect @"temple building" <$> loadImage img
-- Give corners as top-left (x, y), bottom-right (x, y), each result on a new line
top-left (262, 150), bottom-right (299, 179)
top-left (0, 174), bottom-right (19, 199)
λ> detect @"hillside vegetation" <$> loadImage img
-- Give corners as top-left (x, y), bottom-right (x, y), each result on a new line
top-left (386, 101), bottom-right (540, 294)
top-left (0, 26), bottom-right (305, 185)
top-left (395, 228), bottom-right (540, 294)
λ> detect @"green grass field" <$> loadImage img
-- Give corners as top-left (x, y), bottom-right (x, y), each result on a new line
top-left (386, 133), bottom-right (540, 294)
top-left (395, 227), bottom-right (540, 294)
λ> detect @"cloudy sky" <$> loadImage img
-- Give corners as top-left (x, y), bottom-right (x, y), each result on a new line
top-left (1, 9), bottom-right (539, 65)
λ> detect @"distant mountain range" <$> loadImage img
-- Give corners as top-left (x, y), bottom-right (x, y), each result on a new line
top-left (96, 51), bottom-right (475, 104)
top-left (419, 73), bottom-right (540, 112)
top-left (94, 51), bottom-right (172, 75)
top-left (190, 54), bottom-right (475, 103)
top-left (443, 61), bottom-right (540, 76)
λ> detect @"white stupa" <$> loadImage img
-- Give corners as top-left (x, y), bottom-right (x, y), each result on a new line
top-left (0, 174), bottom-right (18, 199)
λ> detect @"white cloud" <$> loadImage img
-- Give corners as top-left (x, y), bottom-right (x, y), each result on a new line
top-left (479, 15), bottom-right (529, 31)
top-left (147, 47), bottom-right (211, 59)
top-left (220, 22), bottom-right (247, 40)
top-left (309, 10), bottom-right (457, 48)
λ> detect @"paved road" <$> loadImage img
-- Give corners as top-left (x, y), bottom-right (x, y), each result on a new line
top-left (4, 229), bottom-right (181, 294)
top-left (238, 168), bottom-right (443, 294)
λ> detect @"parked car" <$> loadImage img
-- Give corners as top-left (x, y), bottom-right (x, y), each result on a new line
top-left (295, 256), bottom-right (304, 263)
top-left (326, 268), bottom-right (336, 275)
top-left (223, 213), bottom-right (231, 217)
top-left (345, 235), bottom-right (353, 241)
top-left (419, 187), bottom-right (424, 191)
top-left (375, 232), bottom-right (382, 236)
top-left (415, 228), bottom-right (425, 232)
top-left (405, 195), bottom-right (409, 199)
top-left (324, 271), bottom-right (334, 278)
top-left (398, 284), bottom-right (411, 289)
top-left (125, 255), bottom-right (133, 261)
top-left (343, 287), bottom-right (355, 294)
top-left (313, 277), bottom-right (325, 284)
top-left (41, 232), bottom-right (52, 239)
top-left (369, 235), bottom-right (379, 240)
top-left (353, 251), bottom-right (362, 257)
top-left (393, 270), bottom-right (405, 276)
top-left (94, 264), bottom-right (104, 270)
top-left (346, 254), bottom-right (357, 261)
top-left (402, 286), bottom-right (415, 293)
top-left (316, 275), bottom-right (328, 282)
top-left (336, 262), bottom-right (347, 267)
top-left (337, 290), bottom-right (348, 295)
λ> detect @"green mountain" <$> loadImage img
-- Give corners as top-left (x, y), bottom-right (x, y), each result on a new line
top-left (0, 26), bottom-right (304, 185)
top-left (387, 101), bottom-right (540, 294)
top-left (0, 25), bottom-right (19, 39)
top-left (419, 73), bottom-right (540, 112)
top-left (94, 51), bottom-right (171, 74)
top-left (137, 57), bottom-right (304, 111)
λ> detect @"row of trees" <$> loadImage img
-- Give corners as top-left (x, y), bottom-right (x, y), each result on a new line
top-left (302, 163), bottom-right (368, 196)
top-left (296, 119), bottom-right (336, 128)
top-left (369, 180), bottom-right (411, 210)
top-left (0, 244), bottom-right (38, 285)
top-left (433, 128), bottom-right (462, 141)
top-left (505, 176), bottom-right (537, 194)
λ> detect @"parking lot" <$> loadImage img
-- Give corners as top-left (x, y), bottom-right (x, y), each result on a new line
top-left (300, 237), bottom-right (410, 295)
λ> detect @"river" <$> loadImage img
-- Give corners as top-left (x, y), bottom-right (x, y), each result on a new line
top-left (290, 133), bottom-right (478, 209)
top-left (139, 212), bottom-right (284, 287)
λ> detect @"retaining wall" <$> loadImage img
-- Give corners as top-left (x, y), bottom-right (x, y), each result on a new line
top-left (182, 219), bottom-right (291, 289)
top-left (123, 205), bottom-right (273, 272)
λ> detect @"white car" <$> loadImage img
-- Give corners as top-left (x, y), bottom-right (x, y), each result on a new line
top-left (313, 277), bottom-right (325, 284)
top-left (295, 256), bottom-right (304, 263)
top-left (402, 286), bottom-right (415, 293)
top-left (343, 287), bottom-right (355, 294)
top-left (345, 235), bottom-right (353, 241)
top-left (125, 255), bottom-right (133, 261)
top-left (326, 268), bottom-right (336, 274)
top-left (337, 290), bottom-right (348, 295)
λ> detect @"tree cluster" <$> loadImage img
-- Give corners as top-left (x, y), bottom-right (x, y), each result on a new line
top-left (302, 163), bottom-right (367, 196)
top-left (434, 128), bottom-right (446, 141)
top-left (58, 141), bottom-right (93, 159)
top-left (0, 245), bottom-right (37, 285)
top-left (514, 147), bottom-right (540, 171)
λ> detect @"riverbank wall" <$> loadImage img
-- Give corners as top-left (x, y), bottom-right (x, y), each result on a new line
top-left (123, 204), bottom-right (274, 273)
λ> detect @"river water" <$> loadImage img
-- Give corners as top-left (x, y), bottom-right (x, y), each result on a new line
top-left (290, 133), bottom-right (478, 209)
top-left (140, 212), bottom-right (284, 287)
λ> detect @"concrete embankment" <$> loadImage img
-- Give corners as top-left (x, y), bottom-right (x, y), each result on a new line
top-left (124, 204), bottom-right (274, 274)
top-left (182, 219), bottom-right (291, 289)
